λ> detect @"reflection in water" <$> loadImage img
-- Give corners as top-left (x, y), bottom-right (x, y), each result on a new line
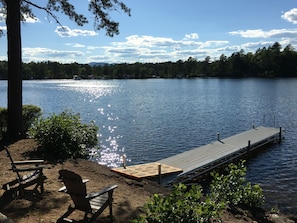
top-left (58, 81), bottom-right (128, 168)
top-left (95, 105), bottom-right (126, 168)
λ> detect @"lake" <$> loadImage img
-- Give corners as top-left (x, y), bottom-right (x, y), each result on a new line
top-left (0, 78), bottom-right (296, 214)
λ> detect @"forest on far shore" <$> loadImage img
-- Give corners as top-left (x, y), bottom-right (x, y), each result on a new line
top-left (0, 42), bottom-right (296, 80)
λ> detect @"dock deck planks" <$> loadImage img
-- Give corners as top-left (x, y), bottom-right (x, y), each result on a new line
top-left (111, 126), bottom-right (281, 185)
top-left (111, 162), bottom-right (182, 179)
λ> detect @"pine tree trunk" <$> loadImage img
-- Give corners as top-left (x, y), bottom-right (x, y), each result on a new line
top-left (6, 0), bottom-right (23, 139)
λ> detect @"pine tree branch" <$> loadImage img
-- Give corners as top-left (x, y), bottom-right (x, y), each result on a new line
top-left (22, 0), bottom-right (64, 28)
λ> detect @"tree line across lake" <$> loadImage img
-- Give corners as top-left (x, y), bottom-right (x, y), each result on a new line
top-left (0, 42), bottom-right (296, 80)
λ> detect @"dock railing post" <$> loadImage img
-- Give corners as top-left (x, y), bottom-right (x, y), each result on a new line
top-left (247, 140), bottom-right (251, 155)
top-left (123, 155), bottom-right (127, 169)
top-left (217, 133), bottom-right (220, 141)
top-left (158, 164), bottom-right (162, 184)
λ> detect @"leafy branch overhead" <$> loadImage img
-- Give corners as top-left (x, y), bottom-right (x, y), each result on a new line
top-left (1, 0), bottom-right (131, 37)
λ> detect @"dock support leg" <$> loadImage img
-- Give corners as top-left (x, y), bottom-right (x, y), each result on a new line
top-left (158, 164), bottom-right (162, 184)
top-left (279, 127), bottom-right (282, 143)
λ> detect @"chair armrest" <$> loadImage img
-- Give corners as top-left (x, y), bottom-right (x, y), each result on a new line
top-left (58, 179), bottom-right (89, 193)
top-left (12, 166), bottom-right (44, 172)
top-left (10, 160), bottom-right (45, 172)
top-left (86, 184), bottom-right (118, 199)
top-left (13, 160), bottom-right (44, 165)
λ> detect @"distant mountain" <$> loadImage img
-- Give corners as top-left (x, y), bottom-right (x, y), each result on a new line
top-left (88, 62), bottom-right (109, 67)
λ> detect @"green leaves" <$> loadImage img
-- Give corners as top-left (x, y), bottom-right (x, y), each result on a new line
top-left (88, 0), bottom-right (131, 36)
top-left (210, 160), bottom-right (265, 208)
top-left (46, 0), bottom-right (88, 26)
top-left (135, 160), bottom-right (264, 223)
top-left (29, 110), bottom-right (99, 160)
top-left (135, 183), bottom-right (224, 223)
top-left (35, 0), bottom-right (130, 37)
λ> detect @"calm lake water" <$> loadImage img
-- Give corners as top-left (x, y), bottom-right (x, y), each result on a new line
top-left (0, 78), bottom-right (296, 214)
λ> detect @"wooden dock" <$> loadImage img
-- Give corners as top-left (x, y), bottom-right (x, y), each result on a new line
top-left (111, 126), bottom-right (281, 186)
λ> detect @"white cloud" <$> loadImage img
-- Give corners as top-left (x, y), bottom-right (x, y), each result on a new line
top-left (65, 43), bottom-right (86, 48)
top-left (282, 8), bottom-right (297, 24)
top-left (241, 41), bottom-right (273, 49)
top-left (0, 12), bottom-right (5, 22)
top-left (114, 35), bottom-right (179, 48)
top-left (23, 13), bottom-right (39, 23)
top-left (111, 35), bottom-right (227, 51)
top-left (201, 40), bottom-right (229, 48)
top-left (229, 28), bottom-right (297, 38)
top-left (88, 35), bottom-right (231, 63)
top-left (22, 47), bottom-right (84, 63)
top-left (87, 46), bottom-right (101, 50)
top-left (184, 33), bottom-right (199, 40)
top-left (230, 29), bottom-right (265, 38)
top-left (55, 26), bottom-right (98, 37)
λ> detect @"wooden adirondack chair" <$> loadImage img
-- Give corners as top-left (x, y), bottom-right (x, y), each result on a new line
top-left (57, 169), bottom-right (118, 223)
top-left (2, 147), bottom-right (46, 198)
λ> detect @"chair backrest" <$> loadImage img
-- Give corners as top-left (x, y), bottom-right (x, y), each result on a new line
top-left (4, 147), bottom-right (22, 180)
top-left (59, 170), bottom-right (92, 212)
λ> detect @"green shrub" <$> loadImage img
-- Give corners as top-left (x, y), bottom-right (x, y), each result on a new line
top-left (134, 160), bottom-right (265, 223)
top-left (29, 110), bottom-right (98, 160)
top-left (134, 183), bottom-right (225, 223)
top-left (0, 104), bottom-right (41, 139)
top-left (210, 160), bottom-right (265, 208)
top-left (22, 104), bottom-right (42, 134)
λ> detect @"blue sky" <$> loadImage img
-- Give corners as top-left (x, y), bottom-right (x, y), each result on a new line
top-left (1, 0), bottom-right (297, 64)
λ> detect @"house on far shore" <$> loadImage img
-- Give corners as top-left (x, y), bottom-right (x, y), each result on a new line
top-left (73, 75), bottom-right (81, 80)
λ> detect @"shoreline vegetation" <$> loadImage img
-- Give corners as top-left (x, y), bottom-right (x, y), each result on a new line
top-left (0, 139), bottom-right (296, 223)
top-left (0, 42), bottom-right (297, 80)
